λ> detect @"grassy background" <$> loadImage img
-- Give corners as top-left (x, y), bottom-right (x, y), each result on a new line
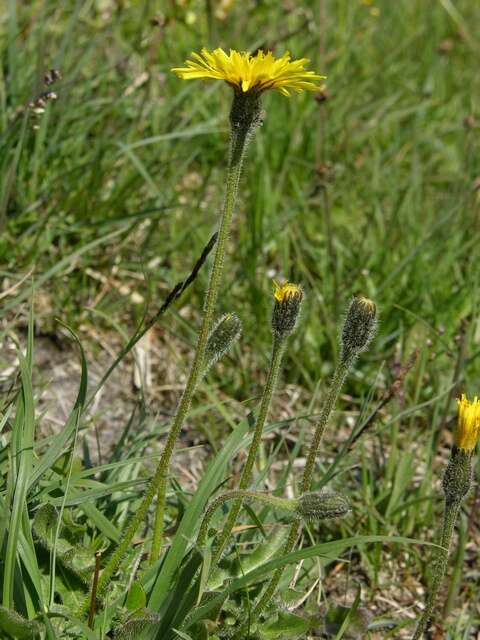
top-left (1, 0), bottom-right (480, 637)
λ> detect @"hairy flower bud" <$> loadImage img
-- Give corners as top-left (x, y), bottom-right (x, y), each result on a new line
top-left (271, 280), bottom-right (303, 338)
top-left (341, 296), bottom-right (377, 363)
top-left (443, 447), bottom-right (472, 505)
top-left (204, 313), bottom-right (242, 374)
top-left (294, 490), bottom-right (350, 522)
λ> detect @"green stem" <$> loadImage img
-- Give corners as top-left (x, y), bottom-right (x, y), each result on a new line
top-left (211, 334), bottom-right (287, 566)
top-left (411, 500), bottom-right (461, 640)
top-left (300, 360), bottom-right (350, 493)
top-left (240, 357), bottom-right (352, 629)
top-left (76, 102), bottom-right (253, 620)
top-left (197, 490), bottom-right (295, 547)
top-left (149, 114), bottom-right (251, 562)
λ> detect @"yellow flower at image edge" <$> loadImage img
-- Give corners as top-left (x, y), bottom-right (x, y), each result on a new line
top-left (455, 394), bottom-right (480, 451)
top-left (273, 280), bottom-right (302, 302)
top-left (172, 48), bottom-right (325, 96)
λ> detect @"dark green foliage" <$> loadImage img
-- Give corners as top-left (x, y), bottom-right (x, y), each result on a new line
top-left (33, 503), bottom-right (95, 586)
top-left (324, 603), bottom-right (372, 638)
top-left (0, 606), bottom-right (42, 639)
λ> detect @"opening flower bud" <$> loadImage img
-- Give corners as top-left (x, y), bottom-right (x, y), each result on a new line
top-left (271, 280), bottom-right (303, 338)
top-left (454, 394), bottom-right (480, 452)
top-left (204, 313), bottom-right (242, 374)
top-left (294, 490), bottom-right (350, 521)
top-left (341, 296), bottom-right (377, 363)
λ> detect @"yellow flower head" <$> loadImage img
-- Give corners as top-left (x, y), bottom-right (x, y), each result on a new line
top-left (273, 280), bottom-right (302, 302)
top-left (455, 394), bottom-right (480, 451)
top-left (172, 48), bottom-right (325, 96)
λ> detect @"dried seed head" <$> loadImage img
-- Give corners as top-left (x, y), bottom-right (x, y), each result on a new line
top-left (271, 280), bottom-right (303, 338)
top-left (28, 88), bottom-right (60, 128)
top-left (295, 490), bottom-right (350, 521)
top-left (341, 296), bottom-right (377, 363)
top-left (44, 68), bottom-right (62, 86)
top-left (43, 91), bottom-right (58, 101)
top-left (204, 313), bottom-right (242, 373)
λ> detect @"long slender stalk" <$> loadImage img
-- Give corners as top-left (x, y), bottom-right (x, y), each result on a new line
top-left (411, 500), bottom-right (461, 640)
top-left (233, 298), bottom-right (377, 636)
top-left (77, 105), bottom-right (253, 620)
top-left (150, 124), bottom-right (249, 562)
top-left (197, 489), bottom-right (295, 548)
top-left (211, 334), bottom-right (287, 565)
top-left (240, 357), bottom-right (352, 628)
top-left (300, 360), bottom-right (350, 493)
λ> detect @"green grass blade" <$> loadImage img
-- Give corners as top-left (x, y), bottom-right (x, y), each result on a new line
top-left (80, 503), bottom-right (120, 543)
top-left (48, 325), bottom-right (88, 607)
top-left (144, 414), bottom-right (251, 608)
top-left (28, 322), bottom-right (88, 490)
top-left (143, 415), bottom-right (304, 611)
top-left (333, 588), bottom-right (361, 639)
top-left (186, 535), bottom-right (436, 629)
top-left (3, 352), bottom-right (40, 609)
top-left (1, 226), bottom-right (127, 315)
top-left (44, 478), bottom-right (148, 506)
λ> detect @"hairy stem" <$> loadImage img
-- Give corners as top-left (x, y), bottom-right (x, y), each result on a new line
top-left (211, 334), bottom-right (287, 566)
top-left (197, 490), bottom-right (295, 548)
top-left (411, 500), bottom-right (461, 640)
top-left (76, 102), bottom-right (253, 620)
top-left (240, 357), bottom-right (352, 629)
top-left (150, 127), bottom-right (247, 561)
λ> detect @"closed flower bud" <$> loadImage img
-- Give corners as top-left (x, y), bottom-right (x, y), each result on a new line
top-left (271, 280), bottom-right (303, 338)
top-left (294, 490), bottom-right (350, 522)
top-left (341, 296), bottom-right (377, 363)
top-left (204, 313), bottom-right (242, 374)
